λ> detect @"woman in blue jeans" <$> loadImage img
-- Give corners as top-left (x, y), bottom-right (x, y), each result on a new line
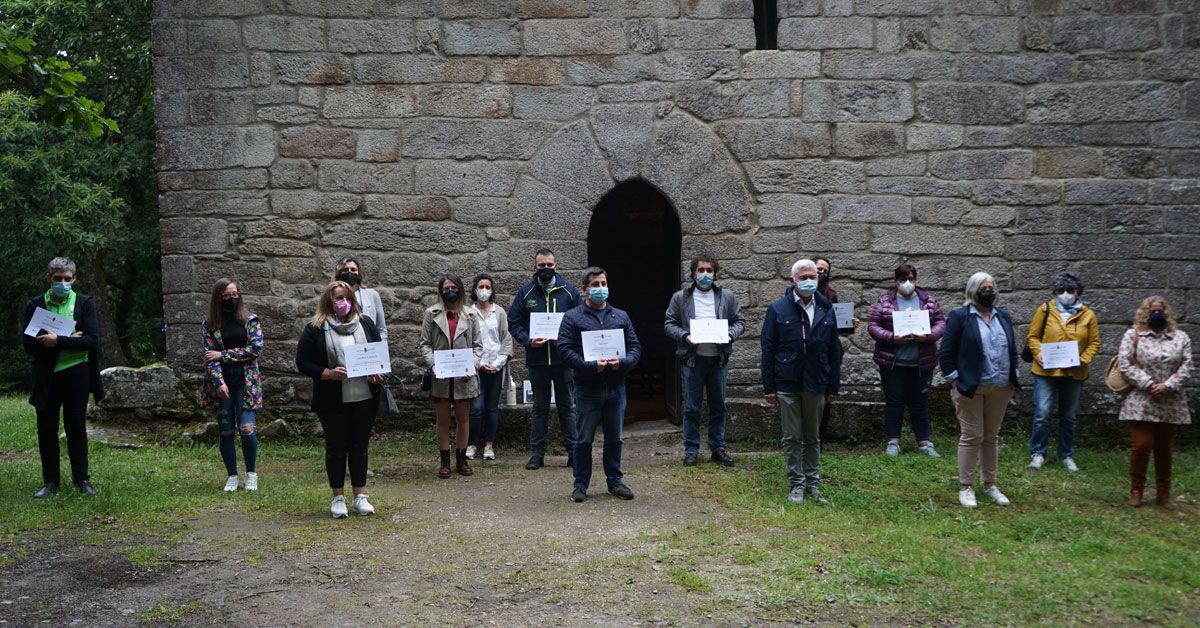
top-left (466, 274), bottom-right (513, 461)
top-left (201, 279), bottom-right (264, 492)
top-left (867, 264), bottom-right (947, 457)
top-left (1026, 272), bottom-right (1100, 472)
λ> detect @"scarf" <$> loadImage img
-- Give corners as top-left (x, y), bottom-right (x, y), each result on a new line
top-left (323, 316), bottom-right (365, 368)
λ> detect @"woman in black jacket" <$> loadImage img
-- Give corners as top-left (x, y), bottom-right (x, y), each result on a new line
top-left (296, 281), bottom-right (385, 519)
top-left (22, 257), bottom-right (104, 498)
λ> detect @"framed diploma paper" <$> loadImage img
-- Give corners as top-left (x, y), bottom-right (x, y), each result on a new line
top-left (344, 341), bottom-right (392, 378)
top-left (832, 303), bottom-right (855, 329)
top-left (581, 329), bottom-right (626, 362)
top-left (1040, 341), bottom-right (1081, 370)
top-left (433, 348), bottom-right (477, 379)
top-left (891, 309), bottom-right (931, 336)
top-left (23, 307), bottom-right (77, 338)
top-left (688, 318), bottom-right (729, 344)
top-left (529, 313), bottom-right (565, 340)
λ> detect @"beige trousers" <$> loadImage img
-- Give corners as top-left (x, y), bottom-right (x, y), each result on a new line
top-left (952, 384), bottom-right (1014, 487)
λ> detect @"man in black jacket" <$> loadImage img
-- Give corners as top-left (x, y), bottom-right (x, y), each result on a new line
top-left (663, 252), bottom-right (745, 467)
top-left (557, 267), bottom-right (641, 503)
top-left (507, 248), bottom-right (581, 470)
top-left (21, 257), bottom-right (105, 498)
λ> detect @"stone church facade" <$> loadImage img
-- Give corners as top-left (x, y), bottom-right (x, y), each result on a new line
top-left (151, 0), bottom-right (1199, 431)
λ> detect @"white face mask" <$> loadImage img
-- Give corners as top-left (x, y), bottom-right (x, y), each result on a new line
top-left (898, 281), bottom-right (916, 296)
top-left (475, 288), bottom-right (492, 302)
top-left (1056, 292), bottom-right (1076, 307)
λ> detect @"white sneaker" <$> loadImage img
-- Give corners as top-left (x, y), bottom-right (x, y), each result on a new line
top-left (465, 445), bottom-right (476, 460)
top-left (958, 488), bottom-right (977, 508)
top-left (1062, 457), bottom-right (1079, 473)
top-left (885, 441), bottom-right (900, 457)
top-left (352, 494), bottom-right (375, 516)
top-left (917, 443), bottom-right (941, 458)
top-left (245, 472), bottom-right (258, 491)
top-left (1028, 454), bottom-right (1045, 469)
top-left (985, 486), bottom-right (1010, 506)
top-left (223, 475), bottom-right (239, 492)
top-left (483, 445), bottom-right (496, 460)
top-left (787, 487), bottom-right (805, 504)
top-left (330, 495), bottom-right (348, 519)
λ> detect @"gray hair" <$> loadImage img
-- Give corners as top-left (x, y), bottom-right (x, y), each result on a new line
top-left (790, 258), bottom-right (817, 278)
top-left (47, 257), bottom-right (77, 276)
top-left (963, 272), bottom-right (994, 306)
top-left (1051, 271), bottom-right (1084, 295)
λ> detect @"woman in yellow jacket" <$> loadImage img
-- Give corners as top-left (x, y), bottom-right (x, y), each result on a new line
top-left (1026, 272), bottom-right (1100, 472)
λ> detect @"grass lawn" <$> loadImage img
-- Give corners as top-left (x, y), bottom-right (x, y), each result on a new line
top-left (1, 394), bottom-right (1197, 625)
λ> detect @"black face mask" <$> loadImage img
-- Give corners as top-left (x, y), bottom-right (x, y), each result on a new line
top-left (338, 271), bottom-right (360, 286)
top-left (976, 289), bottom-right (997, 309)
top-left (442, 290), bottom-right (460, 303)
top-left (221, 297), bottom-right (240, 314)
top-left (537, 267), bottom-right (555, 283)
top-left (818, 271), bottom-right (828, 285)
top-left (1148, 311), bottom-right (1167, 331)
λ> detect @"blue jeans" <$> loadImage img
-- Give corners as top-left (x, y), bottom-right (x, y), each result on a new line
top-left (681, 356), bottom-right (728, 454)
top-left (1029, 375), bottom-right (1083, 460)
top-left (528, 364), bottom-right (577, 456)
top-left (571, 381), bottom-right (626, 490)
top-left (217, 366), bottom-right (258, 476)
top-left (469, 368), bottom-right (505, 447)
top-left (880, 366), bottom-right (932, 441)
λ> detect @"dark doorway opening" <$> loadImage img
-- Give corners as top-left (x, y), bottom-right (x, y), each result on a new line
top-left (752, 0), bottom-right (779, 50)
top-left (587, 180), bottom-right (683, 425)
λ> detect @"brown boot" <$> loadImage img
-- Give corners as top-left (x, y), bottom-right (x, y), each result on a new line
top-left (1156, 490), bottom-right (1175, 510)
top-left (1125, 489), bottom-right (1143, 508)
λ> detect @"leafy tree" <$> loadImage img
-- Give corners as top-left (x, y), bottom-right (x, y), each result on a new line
top-left (1, 0), bottom-right (161, 389)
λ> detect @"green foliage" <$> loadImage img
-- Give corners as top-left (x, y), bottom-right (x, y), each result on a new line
top-left (0, 0), bottom-right (161, 382)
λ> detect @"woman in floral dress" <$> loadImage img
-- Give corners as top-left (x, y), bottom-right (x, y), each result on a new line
top-left (1117, 296), bottom-right (1192, 509)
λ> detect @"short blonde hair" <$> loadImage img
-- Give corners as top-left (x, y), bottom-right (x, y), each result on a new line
top-left (1133, 296), bottom-right (1176, 333)
top-left (312, 280), bottom-right (361, 328)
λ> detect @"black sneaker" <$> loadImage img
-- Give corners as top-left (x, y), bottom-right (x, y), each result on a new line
top-left (608, 483), bottom-right (635, 500)
top-left (76, 480), bottom-right (97, 496)
top-left (570, 487), bottom-right (587, 503)
top-left (805, 486), bottom-right (829, 506)
top-left (33, 483), bottom-right (58, 499)
top-left (525, 455), bottom-right (544, 470)
top-left (683, 452), bottom-right (698, 466)
top-left (711, 450), bottom-right (735, 467)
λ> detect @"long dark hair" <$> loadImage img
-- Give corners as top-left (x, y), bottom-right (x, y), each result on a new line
top-left (334, 256), bottom-right (365, 286)
top-left (813, 256), bottom-right (838, 302)
top-left (206, 278), bottom-right (249, 332)
top-left (438, 273), bottom-right (467, 314)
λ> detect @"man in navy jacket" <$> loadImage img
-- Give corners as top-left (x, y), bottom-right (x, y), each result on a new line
top-left (508, 248), bottom-right (581, 470)
top-left (557, 267), bottom-right (641, 503)
top-left (761, 259), bottom-right (843, 506)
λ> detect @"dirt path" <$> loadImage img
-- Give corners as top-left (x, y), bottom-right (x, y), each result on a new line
top-left (1, 432), bottom-right (798, 627)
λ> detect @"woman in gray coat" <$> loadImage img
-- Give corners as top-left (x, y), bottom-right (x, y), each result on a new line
top-left (335, 257), bottom-right (387, 343)
top-left (420, 273), bottom-right (483, 479)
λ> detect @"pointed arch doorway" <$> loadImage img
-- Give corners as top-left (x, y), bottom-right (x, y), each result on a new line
top-left (587, 180), bottom-right (683, 425)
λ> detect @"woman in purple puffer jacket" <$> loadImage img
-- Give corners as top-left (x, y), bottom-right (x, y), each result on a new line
top-left (868, 263), bottom-right (947, 458)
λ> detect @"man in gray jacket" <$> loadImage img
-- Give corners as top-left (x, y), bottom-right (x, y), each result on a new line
top-left (663, 253), bottom-right (746, 467)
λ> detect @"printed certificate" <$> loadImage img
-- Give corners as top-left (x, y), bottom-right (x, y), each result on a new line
top-left (891, 309), bottom-right (931, 336)
top-left (1040, 341), bottom-right (1081, 370)
top-left (344, 341), bottom-right (392, 378)
top-left (23, 307), bottom-right (77, 338)
top-left (689, 318), bottom-right (730, 344)
top-left (582, 329), bottom-right (626, 362)
top-left (433, 348), bottom-right (477, 379)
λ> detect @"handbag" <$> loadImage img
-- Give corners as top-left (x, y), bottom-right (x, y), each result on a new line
top-left (420, 370), bottom-right (432, 392)
top-left (1104, 333), bottom-right (1137, 394)
top-left (376, 383), bottom-right (399, 417)
top-left (1021, 301), bottom-right (1051, 363)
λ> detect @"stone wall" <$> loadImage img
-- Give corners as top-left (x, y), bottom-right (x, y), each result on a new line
top-left (152, 0), bottom-right (1199, 430)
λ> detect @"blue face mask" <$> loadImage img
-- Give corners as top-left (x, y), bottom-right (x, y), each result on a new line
top-left (588, 286), bottom-right (609, 304)
top-left (795, 279), bottom-right (818, 297)
top-left (51, 281), bottom-right (73, 298)
top-left (694, 272), bottom-right (714, 289)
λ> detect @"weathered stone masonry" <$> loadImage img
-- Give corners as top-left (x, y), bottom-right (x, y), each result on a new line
top-left (152, 0), bottom-right (1199, 432)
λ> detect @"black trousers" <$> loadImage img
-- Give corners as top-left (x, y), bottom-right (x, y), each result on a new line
top-left (35, 362), bottom-right (91, 485)
top-left (319, 398), bottom-right (376, 489)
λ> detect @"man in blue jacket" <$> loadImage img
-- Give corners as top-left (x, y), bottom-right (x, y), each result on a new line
top-left (761, 259), bottom-right (843, 506)
top-left (663, 252), bottom-right (746, 467)
top-left (557, 267), bottom-right (641, 503)
top-left (508, 248), bottom-right (582, 470)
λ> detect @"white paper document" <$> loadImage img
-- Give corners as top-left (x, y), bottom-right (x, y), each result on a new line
top-left (891, 309), bottom-right (931, 336)
top-left (689, 318), bottom-right (730, 344)
top-left (522, 380), bottom-right (554, 404)
top-left (1040, 341), bottom-right (1081, 370)
top-left (433, 348), bottom-right (477, 379)
top-left (833, 303), bottom-right (855, 329)
top-left (23, 307), bottom-right (77, 338)
top-left (344, 341), bottom-right (392, 378)
top-left (581, 329), bottom-right (626, 362)
top-left (529, 313), bottom-right (565, 340)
